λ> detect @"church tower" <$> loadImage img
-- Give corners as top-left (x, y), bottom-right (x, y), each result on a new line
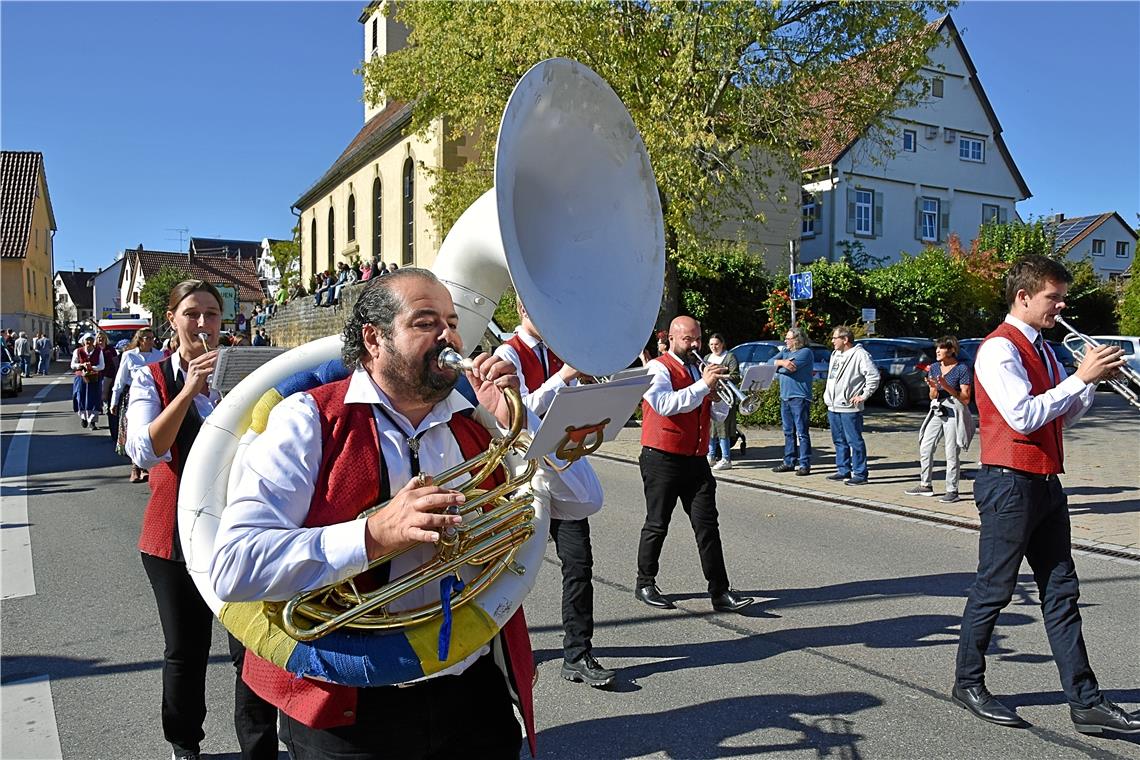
top-left (360, 2), bottom-right (409, 123)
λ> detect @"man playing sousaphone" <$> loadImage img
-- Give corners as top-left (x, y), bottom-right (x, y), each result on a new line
top-left (210, 269), bottom-right (603, 758)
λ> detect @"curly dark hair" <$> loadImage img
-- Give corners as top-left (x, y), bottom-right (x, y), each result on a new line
top-left (340, 268), bottom-right (440, 367)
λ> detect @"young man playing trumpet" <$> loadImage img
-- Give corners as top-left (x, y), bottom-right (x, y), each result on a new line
top-left (952, 255), bottom-right (1138, 735)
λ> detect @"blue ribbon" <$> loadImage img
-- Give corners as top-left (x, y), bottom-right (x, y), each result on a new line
top-left (438, 575), bottom-right (466, 661)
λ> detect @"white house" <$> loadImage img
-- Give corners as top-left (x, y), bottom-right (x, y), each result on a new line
top-left (91, 259), bottom-right (125, 319)
top-left (1050, 212), bottom-right (1136, 279)
top-left (257, 237), bottom-right (289, 298)
top-left (53, 270), bottom-right (94, 327)
top-left (799, 15), bottom-right (1030, 265)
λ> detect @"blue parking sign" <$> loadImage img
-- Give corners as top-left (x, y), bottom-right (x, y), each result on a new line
top-left (790, 271), bottom-right (813, 300)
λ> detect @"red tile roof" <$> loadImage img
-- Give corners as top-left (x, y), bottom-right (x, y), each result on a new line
top-left (2, 151), bottom-right (54, 259)
top-left (127, 248), bottom-right (266, 303)
top-left (293, 100), bottom-right (412, 209)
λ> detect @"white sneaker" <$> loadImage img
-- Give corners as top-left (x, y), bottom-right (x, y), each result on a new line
top-left (712, 459), bottom-right (732, 471)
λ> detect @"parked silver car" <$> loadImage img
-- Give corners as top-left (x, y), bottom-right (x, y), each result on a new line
top-left (1, 345), bottom-right (23, 397)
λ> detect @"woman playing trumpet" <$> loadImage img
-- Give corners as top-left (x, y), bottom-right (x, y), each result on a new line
top-left (125, 280), bottom-right (277, 760)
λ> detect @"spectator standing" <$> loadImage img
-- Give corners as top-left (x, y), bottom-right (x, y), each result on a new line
top-left (704, 333), bottom-right (740, 471)
top-left (905, 336), bottom-right (974, 502)
top-left (251, 329), bottom-right (267, 347)
top-left (823, 326), bottom-right (880, 485)
top-left (770, 326), bottom-right (814, 475)
top-left (14, 331), bottom-right (32, 377)
top-left (33, 331), bottom-right (52, 375)
top-left (235, 309), bottom-right (248, 337)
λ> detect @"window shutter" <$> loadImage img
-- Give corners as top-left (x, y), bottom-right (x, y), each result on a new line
top-left (998, 207), bottom-right (1008, 224)
top-left (939, 200), bottom-right (951, 242)
top-left (915, 198), bottom-right (924, 241)
top-left (846, 189), bottom-right (856, 233)
top-left (873, 191), bottom-right (883, 238)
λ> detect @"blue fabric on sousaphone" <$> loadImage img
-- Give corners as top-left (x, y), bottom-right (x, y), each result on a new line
top-left (274, 358), bottom-right (351, 398)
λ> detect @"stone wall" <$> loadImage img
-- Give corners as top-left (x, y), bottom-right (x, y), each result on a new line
top-left (263, 280), bottom-right (502, 354)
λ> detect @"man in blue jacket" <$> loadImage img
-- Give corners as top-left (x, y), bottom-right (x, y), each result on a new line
top-left (770, 326), bottom-right (814, 475)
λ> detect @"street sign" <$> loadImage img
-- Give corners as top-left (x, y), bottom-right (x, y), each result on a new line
top-left (214, 284), bottom-right (238, 322)
top-left (789, 271), bottom-right (813, 300)
top-left (861, 308), bottom-right (876, 322)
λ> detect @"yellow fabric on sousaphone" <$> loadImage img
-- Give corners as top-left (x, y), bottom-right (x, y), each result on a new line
top-left (404, 603), bottom-right (501, 675)
top-left (250, 388), bottom-right (285, 434)
top-left (220, 600), bottom-right (300, 671)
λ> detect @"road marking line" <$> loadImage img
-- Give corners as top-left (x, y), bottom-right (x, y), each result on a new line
top-left (0, 675), bottom-right (63, 760)
top-left (2, 381), bottom-right (59, 600)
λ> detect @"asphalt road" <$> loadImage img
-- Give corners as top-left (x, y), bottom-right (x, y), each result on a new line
top-left (3, 377), bottom-right (1138, 759)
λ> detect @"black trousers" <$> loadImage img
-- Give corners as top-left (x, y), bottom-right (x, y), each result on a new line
top-left (954, 468), bottom-right (1101, 709)
top-left (279, 653), bottom-right (521, 759)
top-left (636, 447), bottom-right (730, 595)
top-left (141, 552), bottom-right (279, 758)
top-left (550, 517), bottom-right (595, 663)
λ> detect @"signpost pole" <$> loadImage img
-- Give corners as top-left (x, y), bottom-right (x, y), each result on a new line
top-left (789, 240), bottom-right (797, 327)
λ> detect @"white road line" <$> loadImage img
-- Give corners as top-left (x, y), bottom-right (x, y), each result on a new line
top-left (1, 381), bottom-right (58, 600)
top-left (0, 676), bottom-right (63, 760)
top-left (1, 381), bottom-right (65, 760)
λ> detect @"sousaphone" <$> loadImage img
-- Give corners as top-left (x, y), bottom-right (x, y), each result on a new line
top-left (178, 58), bottom-right (664, 686)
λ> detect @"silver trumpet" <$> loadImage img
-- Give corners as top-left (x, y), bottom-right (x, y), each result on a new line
top-left (690, 351), bottom-right (760, 415)
top-left (1055, 315), bottom-right (1140, 410)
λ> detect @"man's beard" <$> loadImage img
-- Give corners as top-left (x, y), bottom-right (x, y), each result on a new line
top-left (380, 339), bottom-right (458, 404)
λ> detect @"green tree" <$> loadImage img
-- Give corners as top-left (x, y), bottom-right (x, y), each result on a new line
top-left (139, 265), bottom-right (190, 329)
top-left (361, 1), bottom-right (951, 321)
top-left (975, 218), bottom-right (1057, 262)
top-left (270, 234), bottom-right (301, 292)
top-left (676, 240), bottom-right (772, 343)
top-left (862, 247), bottom-right (974, 337)
top-left (1118, 253), bottom-right (1140, 335)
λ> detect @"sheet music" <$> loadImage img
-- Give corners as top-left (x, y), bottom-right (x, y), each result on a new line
top-left (525, 373), bottom-right (652, 460)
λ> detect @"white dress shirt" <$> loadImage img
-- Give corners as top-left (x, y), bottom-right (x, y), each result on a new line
top-left (111, 347), bottom-right (166, 408)
top-left (70, 348), bottom-right (105, 373)
top-left (974, 314), bottom-right (1094, 435)
top-left (125, 353), bottom-right (221, 469)
top-left (493, 329), bottom-right (568, 417)
top-left (211, 367), bottom-right (603, 604)
top-left (642, 352), bottom-right (710, 416)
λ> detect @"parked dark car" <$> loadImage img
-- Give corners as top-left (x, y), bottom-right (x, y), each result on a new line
top-left (730, 340), bottom-right (830, 382)
top-left (853, 338), bottom-right (935, 410)
top-left (957, 337), bottom-right (1079, 377)
top-left (1, 345), bottom-right (23, 397)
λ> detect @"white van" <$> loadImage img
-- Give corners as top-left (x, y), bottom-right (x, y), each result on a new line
top-left (97, 314), bottom-right (152, 348)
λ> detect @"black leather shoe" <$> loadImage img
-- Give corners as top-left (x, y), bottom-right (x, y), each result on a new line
top-left (795, 467), bottom-right (810, 476)
top-left (711, 590), bottom-right (753, 613)
top-left (561, 654), bottom-right (616, 688)
top-left (1071, 698), bottom-right (1140, 735)
top-left (772, 463), bottom-right (795, 473)
top-left (951, 685), bottom-right (1026, 727)
top-left (635, 584), bottom-right (674, 609)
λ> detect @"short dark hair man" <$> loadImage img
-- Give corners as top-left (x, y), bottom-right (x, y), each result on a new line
top-left (952, 255), bottom-right (1138, 735)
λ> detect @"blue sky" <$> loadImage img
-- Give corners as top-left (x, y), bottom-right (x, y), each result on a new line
top-left (3, 1), bottom-right (1137, 274)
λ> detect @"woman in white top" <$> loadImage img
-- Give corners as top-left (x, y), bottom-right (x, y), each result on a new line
top-left (111, 327), bottom-right (165, 482)
top-left (125, 280), bottom-right (277, 760)
top-left (705, 333), bottom-right (741, 470)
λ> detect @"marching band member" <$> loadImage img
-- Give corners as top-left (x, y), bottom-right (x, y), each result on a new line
top-left (494, 298), bottom-right (615, 688)
top-left (953, 255), bottom-right (1139, 735)
top-left (125, 280), bottom-right (278, 760)
top-left (70, 333), bottom-right (104, 429)
top-left (210, 269), bottom-right (603, 759)
top-left (634, 315), bottom-right (752, 614)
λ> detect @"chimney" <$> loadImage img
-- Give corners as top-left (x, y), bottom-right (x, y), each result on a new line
top-left (79, 266), bottom-right (85, 271)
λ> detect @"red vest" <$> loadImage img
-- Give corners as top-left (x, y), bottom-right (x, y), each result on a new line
top-left (505, 333), bottom-right (563, 393)
top-left (138, 357), bottom-right (202, 560)
top-left (241, 378), bottom-right (538, 753)
top-left (640, 353), bottom-right (711, 456)
top-left (976, 322), bottom-right (1064, 474)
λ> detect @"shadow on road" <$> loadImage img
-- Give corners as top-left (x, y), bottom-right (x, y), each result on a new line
top-left (535, 691), bottom-right (882, 759)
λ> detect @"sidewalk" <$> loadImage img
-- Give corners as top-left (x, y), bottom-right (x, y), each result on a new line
top-left (597, 393), bottom-right (1140, 559)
